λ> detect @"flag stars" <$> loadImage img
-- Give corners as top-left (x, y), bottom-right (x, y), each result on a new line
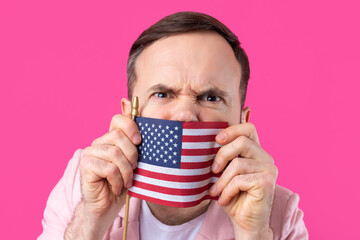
top-left (137, 119), bottom-right (183, 168)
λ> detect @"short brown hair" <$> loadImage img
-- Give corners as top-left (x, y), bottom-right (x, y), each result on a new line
top-left (127, 11), bottom-right (250, 108)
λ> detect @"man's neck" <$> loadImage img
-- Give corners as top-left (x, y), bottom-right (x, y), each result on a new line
top-left (146, 200), bottom-right (211, 225)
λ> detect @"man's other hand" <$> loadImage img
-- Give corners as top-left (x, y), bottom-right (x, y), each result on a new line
top-left (209, 123), bottom-right (278, 240)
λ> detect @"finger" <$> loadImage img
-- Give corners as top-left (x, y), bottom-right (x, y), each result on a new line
top-left (209, 157), bottom-right (267, 196)
top-left (218, 173), bottom-right (264, 206)
top-left (92, 128), bottom-right (139, 169)
top-left (212, 136), bottom-right (272, 173)
top-left (215, 123), bottom-right (260, 146)
top-left (81, 157), bottom-right (124, 196)
top-left (83, 145), bottom-right (134, 188)
top-left (109, 114), bottom-right (141, 145)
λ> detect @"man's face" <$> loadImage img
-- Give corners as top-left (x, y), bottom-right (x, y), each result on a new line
top-left (124, 31), bottom-right (243, 125)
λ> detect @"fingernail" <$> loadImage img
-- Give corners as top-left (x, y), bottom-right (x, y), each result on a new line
top-left (217, 133), bottom-right (226, 142)
top-left (133, 133), bottom-right (141, 144)
top-left (212, 163), bottom-right (219, 173)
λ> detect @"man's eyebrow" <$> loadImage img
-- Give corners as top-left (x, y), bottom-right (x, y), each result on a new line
top-left (147, 84), bottom-right (177, 93)
top-left (146, 83), bottom-right (230, 99)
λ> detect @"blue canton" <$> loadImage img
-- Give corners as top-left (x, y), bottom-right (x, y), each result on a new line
top-left (135, 117), bottom-right (183, 169)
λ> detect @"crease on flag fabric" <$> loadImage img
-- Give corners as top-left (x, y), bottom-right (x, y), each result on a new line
top-left (128, 116), bottom-right (228, 208)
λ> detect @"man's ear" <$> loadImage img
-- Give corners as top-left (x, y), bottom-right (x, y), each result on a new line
top-left (121, 98), bottom-right (132, 117)
top-left (241, 106), bottom-right (251, 123)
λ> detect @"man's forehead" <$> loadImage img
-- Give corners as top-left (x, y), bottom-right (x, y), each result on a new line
top-left (135, 32), bottom-right (241, 75)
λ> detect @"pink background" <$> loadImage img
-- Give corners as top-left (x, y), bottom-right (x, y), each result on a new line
top-left (1, 0), bottom-right (359, 239)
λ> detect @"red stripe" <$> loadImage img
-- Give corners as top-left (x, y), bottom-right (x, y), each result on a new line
top-left (128, 191), bottom-right (219, 208)
top-left (132, 180), bottom-right (214, 196)
top-left (180, 160), bottom-right (213, 169)
top-left (135, 168), bottom-right (214, 182)
top-left (182, 135), bottom-right (216, 142)
top-left (181, 147), bottom-right (220, 156)
top-left (183, 122), bottom-right (228, 129)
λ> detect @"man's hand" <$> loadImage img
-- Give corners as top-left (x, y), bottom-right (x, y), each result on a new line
top-left (64, 114), bottom-right (141, 240)
top-left (209, 123), bottom-right (278, 240)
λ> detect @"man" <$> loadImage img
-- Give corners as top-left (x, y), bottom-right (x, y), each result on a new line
top-left (39, 12), bottom-right (308, 239)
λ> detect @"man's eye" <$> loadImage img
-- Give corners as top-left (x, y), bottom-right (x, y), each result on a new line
top-left (200, 95), bottom-right (221, 102)
top-left (154, 92), bottom-right (168, 98)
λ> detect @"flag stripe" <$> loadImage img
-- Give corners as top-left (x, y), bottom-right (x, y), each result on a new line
top-left (137, 162), bottom-right (210, 175)
top-left (182, 142), bottom-right (222, 149)
top-left (183, 122), bottom-right (228, 129)
top-left (181, 154), bottom-right (215, 163)
top-left (129, 186), bottom-right (216, 202)
top-left (133, 180), bottom-right (215, 196)
top-left (128, 191), bottom-right (218, 208)
top-left (133, 174), bottom-right (218, 189)
top-left (182, 135), bottom-right (216, 142)
top-left (181, 147), bottom-right (221, 156)
top-left (180, 160), bottom-right (213, 169)
top-left (182, 129), bottom-right (224, 135)
top-left (136, 167), bottom-right (214, 182)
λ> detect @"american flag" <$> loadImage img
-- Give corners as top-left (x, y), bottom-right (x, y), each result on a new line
top-left (128, 117), bottom-right (228, 207)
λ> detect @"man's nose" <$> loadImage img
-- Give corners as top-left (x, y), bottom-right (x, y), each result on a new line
top-left (169, 99), bottom-right (199, 122)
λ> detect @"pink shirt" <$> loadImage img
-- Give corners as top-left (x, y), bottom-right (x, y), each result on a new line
top-left (38, 149), bottom-right (308, 240)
